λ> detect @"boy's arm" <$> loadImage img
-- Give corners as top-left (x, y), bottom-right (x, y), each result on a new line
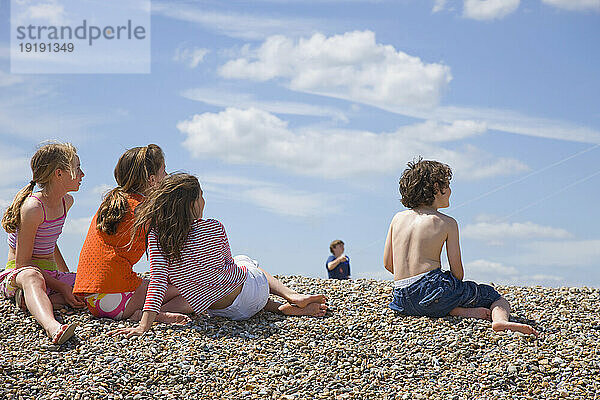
top-left (383, 222), bottom-right (394, 274)
top-left (445, 218), bottom-right (464, 281)
top-left (327, 256), bottom-right (347, 271)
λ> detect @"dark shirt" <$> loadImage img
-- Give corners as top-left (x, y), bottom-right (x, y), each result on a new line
top-left (326, 255), bottom-right (350, 280)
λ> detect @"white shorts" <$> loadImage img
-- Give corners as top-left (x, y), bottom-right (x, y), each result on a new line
top-left (207, 255), bottom-right (270, 321)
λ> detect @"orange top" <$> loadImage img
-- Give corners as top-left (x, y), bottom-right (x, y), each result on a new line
top-left (74, 193), bottom-right (145, 294)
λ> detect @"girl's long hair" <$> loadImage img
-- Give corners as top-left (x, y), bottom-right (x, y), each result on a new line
top-left (96, 144), bottom-right (164, 235)
top-left (132, 173), bottom-right (200, 262)
top-left (1, 142), bottom-right (77, 233)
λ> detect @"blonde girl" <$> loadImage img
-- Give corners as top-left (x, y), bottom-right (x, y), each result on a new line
top-left (74, 145), bottom-right (191, 324)
top-left (112, 173), bottom-right (327, 337)
top-left (1, 142), bottom-right (85, 344)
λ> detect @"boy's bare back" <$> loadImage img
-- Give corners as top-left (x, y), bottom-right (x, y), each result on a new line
top-left (384, 208), bottom-right (461, 281)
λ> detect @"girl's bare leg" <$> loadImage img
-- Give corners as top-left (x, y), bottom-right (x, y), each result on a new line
top-left (258, 268), bottom-right (327, 307)
top-left (129, 309), bottom-right (191, 325)
top-left (449, 307), bottom-right (491, 320)
top-left (15, 269), bottom-right (62, 338)
top-left (262, 299), bottom-right (327, 317)
top-left (161, 293), bottom-right (193, 314)
top-left (123, 280), bottom-right (192, 321)
top-left (491, 296), bottom-right (538, 336)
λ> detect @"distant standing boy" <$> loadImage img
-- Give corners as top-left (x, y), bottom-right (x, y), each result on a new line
top-left (326, 240), bottom-right (351, 280)
top-left (383, 158), bottom-right (537, 336)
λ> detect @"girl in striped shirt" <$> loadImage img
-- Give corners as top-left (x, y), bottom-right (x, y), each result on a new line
top-left (1, 143), bottom-right (86, 344)
top-left (112, 173), bottom-right (327, 337)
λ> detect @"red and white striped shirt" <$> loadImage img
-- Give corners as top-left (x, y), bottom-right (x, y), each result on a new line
top-left (143, 219), bottom-right (248, 314)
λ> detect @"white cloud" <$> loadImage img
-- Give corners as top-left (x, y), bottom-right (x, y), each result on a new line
top-left (433, 0), bottom-right (448, 12)
top-left (463, 0), bottom-right (520, 20)
top-left (173, 47), bottom-right (209, 68)
top-left (0, 85), bottom-right (111, 141)
top-left (0, 71), bottom-right (24, 88)
top-left (12, 1), bottom-right (67, 26)
top-left (243, 187), bottom-right (336, 217)
top-left (219, 31), bottom-right (452, 110)
top-left (200, 175), bottom-right (272, 188)
top-left (0, 146), bottom-right (31, 211)
top-left (377, 103), bottom-right (600, 144)
top-left (62, 216), bottom-right (93, 235)
top-left (27, 2), bottom-right (66, 24)
top-left (426, 105), bottom-right (600, 144)
top-left (464, 259), bottom-right (564, 286)
top-left (466, 259), bottom-right (518, 275)
top-left (200, 173), bottom-right (338, 217)
top-left (354, 269), bottom-right (393, 280)
top-left (541, 0), bottom-right (600, 12)
top-left (528, 274), bottom-right (563, 282)
top-left (178, 107), bottom-right (527, 180)
top-left (0, 147), bottom-right (31, 188)
top-left (518, 239), bottom-right (600, 267)
top-left (217, 31), bottom-right (600, 144)
top-left (181, 88), bottom-right (348, 122)
top-left (463, 221), bottom-right (573, 242)
top-left (152, 2), bottom-right (325, 40)
top-left (92, 184), bottom-right (112, 196)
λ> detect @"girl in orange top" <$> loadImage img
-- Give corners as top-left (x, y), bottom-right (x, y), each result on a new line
top-left (74, 145), bottom-right (191, 324)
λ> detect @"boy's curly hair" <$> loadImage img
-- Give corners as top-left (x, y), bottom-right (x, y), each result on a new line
top-left (399, 157), bottom-right (452, 209)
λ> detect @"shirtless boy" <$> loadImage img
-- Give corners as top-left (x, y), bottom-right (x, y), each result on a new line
top-left (383, 158), bottom-right (537, 336)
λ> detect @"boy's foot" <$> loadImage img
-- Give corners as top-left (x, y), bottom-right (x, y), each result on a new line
top-left (450, 307), bottom-right (491, 321)
top-left (492, 321), bottom-right (539, 337)
top-left (155, 312), bottom-right (191, 325)
top-left (288, 294), bottom-right (327, 308)
top-left (279, 302), bottom-right (327, 317)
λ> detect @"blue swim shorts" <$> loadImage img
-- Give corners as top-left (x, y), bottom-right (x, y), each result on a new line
top-left (389, 268), bottom-right (501, 318)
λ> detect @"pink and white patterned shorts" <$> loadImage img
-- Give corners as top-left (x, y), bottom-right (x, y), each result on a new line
top-left (84, 292), bottom-right (135, 320)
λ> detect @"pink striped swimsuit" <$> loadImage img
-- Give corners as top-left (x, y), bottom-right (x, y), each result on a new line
top-left (7, 195), bottom-right (66, 256)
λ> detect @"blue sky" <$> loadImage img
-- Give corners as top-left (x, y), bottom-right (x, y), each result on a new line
top-left (1, 0), bottom-right (599, 287)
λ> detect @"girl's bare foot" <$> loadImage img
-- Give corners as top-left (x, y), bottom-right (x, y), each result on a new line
top-left (46, 321), bottom-right (64, 341)
top-left (450, 307), bottom-right (491, 321)
top-left (492, 321), bottom-right (539, 337)
top-left (279, 302), bottom-right (327, 317)
top-left (155, 312), bottom-right (191, 325)
top-left (288, 294), bottom-right (327, 308)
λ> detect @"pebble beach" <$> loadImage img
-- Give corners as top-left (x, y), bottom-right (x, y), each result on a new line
top-left (1, 276), bottom-right (599, 400)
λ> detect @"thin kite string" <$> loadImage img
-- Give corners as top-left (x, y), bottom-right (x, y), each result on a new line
top-left (497, 168), bottom-right (600, 222)
top-left (449, 143), bottom-right (600, 212)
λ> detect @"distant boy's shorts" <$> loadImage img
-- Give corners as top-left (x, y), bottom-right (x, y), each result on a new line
top-left (389, 268), bottom-right (501, 318)
top-left (0, 260), bottom-right (76, 299)
top-left (84, 292), bottom-right (136, 320)
top-left (207, 255), bottom-right (269, 321)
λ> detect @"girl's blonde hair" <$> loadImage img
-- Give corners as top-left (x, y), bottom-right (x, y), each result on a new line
top-left (1, 142), bottom-right (77, 233)
top-left (96, 144), bottom-right (164, 235)
top-left (133, 173), bottom-right (200, 262)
